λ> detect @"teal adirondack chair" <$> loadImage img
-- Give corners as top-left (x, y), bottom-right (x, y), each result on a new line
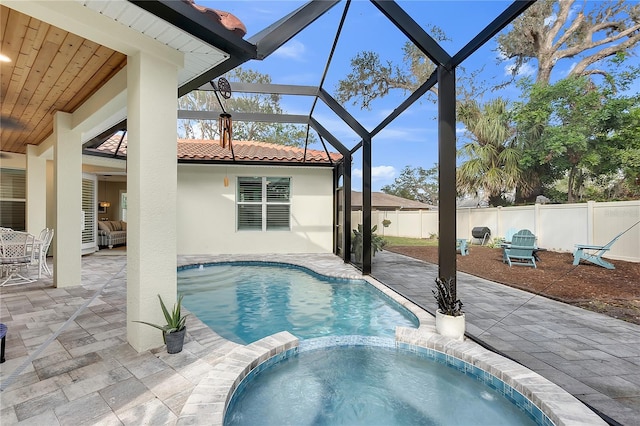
top-left (503, 230), bottom-right (537, 268)
top-left (456, 238), bottom-right (469, 256)
top-left (573, 232), bottom-right (625, 270)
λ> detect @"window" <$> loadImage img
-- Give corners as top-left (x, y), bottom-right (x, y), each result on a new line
top-left (0, 169), bottom-right (26, 230)
top-left (237, 177), bottom-right (290, 231)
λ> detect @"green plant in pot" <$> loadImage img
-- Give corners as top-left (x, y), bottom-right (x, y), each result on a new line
top-left (134, 294), bottom-right (188, 354)
top-left (351, 224), bottom-right (387, 263)
top-left (432, 277), bottom-right (465, 340)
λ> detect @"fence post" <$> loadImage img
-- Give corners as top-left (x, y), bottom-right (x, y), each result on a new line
top-left (587, 200), bottom-right (595, 245)
top-left (534, 203), bottom-right (541, 245)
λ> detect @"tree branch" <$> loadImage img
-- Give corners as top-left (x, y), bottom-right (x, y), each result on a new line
top-left (571, 33), bottom-right (640, 76)
top-left (548, 0), bottom-right (577, 50)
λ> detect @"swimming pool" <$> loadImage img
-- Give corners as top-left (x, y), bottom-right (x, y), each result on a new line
top-left (177, 262), bottom-right (419, 344)
top-left (176, 256), bottom-right (606, 426)
top-left (224, 339), bottom-right (541, 425)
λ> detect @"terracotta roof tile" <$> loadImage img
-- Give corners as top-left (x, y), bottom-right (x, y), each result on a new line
top-left (177, 139), bottom-right (342, 164)
top-left (182, 0), bottom-right (247, 37)
top-left (86, 134), bottom-right (342, 165)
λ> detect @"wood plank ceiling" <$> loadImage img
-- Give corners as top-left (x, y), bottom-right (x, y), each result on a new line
top-left (0, 5), bottom-right (127, 155)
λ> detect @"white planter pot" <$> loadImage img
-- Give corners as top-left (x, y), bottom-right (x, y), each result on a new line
top-left (435, 310), bottom-right (466, 341)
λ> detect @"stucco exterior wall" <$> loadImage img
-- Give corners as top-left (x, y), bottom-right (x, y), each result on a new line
top-left (177, 164), bottom-right (335, 254)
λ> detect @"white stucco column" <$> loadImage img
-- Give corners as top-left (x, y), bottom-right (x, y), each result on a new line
top-left (26, 145), bottom-right (47, 235)
top-left (53, 112), bottom-right (82, 288)
top-left (126, 51), bottom-right (180, 352)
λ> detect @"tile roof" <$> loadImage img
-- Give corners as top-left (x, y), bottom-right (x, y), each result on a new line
top-left (177, 139), bottom-right (342, 164)
top-left (351, 191), bottom-right (436, 210)
top-left (86, 134), bottom-right (342, 165)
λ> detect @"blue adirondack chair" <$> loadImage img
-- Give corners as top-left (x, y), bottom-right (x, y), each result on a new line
top-left (573, 232), bottom-right (625, 270)
top-left (503, 229), bottom-right (537, 268)
top-left (456, 238), bottom-right (469, 256)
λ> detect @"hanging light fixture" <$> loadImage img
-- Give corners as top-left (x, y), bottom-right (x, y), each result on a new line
top-left (99, 178), bottom-right (111, 208)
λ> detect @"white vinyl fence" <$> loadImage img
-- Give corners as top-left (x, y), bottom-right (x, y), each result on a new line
top-left (352, 200), bottom-right (640, 262)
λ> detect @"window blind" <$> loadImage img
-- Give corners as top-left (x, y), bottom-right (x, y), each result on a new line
top-left (237, 177), bottom-right (290, 231)
top-left (0, 169), bottom-right (26, 230)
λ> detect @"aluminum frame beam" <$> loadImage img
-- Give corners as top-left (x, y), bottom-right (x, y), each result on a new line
top-left (361, 135), bottom-right (373, 274)
top-left (437, 65), bottom-right (457, 283)
top-left (451, 1), bottom-right (536, 67)
top-left (371, 0), bottom-right (451, 67)
top-left (199, 82), bottom-right (320, 97)
top-left (309, 117), bottom-right (351, 157)
top-left (318, 88), bottom-right (370, 140)
top-left (249, 1), bottom-right (341, 59)
top-left (178, 110), bottom-right (309, 124)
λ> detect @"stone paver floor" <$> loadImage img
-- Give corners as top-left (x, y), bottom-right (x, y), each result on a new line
top-left (1, 251), bottom-right (638, 425)
top-left (372, 250), bottom-right (640, 426)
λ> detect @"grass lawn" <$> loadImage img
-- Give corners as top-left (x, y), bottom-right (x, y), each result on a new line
top-left (382, 236), bottom-right (438, 247)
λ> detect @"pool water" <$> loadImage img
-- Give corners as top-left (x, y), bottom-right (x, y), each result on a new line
top-left (177, 262), bottom-right (419, 344)
top-left (224, 345), bottom-right (538, 426)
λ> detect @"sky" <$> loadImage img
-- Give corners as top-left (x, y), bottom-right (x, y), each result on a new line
top-left (196, 1), bottom-right (640, 191)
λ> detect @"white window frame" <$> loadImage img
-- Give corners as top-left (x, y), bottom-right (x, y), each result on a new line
top-left (237, 176), bottom-right (291, 231)
top-left (0, 168), bottom-right (26, 231)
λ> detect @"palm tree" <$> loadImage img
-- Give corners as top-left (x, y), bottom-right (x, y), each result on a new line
top-left (456, 98), bottom-right (524, 206)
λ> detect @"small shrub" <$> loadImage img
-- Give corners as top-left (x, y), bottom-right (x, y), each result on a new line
top-left (432, 277), bottom-right (463, 316)
top-left (487, 237), bottom-right (505, 248)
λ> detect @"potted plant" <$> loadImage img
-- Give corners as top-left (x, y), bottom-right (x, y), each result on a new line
top-left (134, 294), bottom-right (188, 353)
top-left (351, 224), bottom-right (387, 263)
top-left (432, 277), bottom-right (465, 340)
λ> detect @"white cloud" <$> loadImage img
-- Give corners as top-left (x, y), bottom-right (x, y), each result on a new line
top-left (504, 62), bottom-right (535, 77)
top-left (352, 166), bottom-right (398, 191)
top-left (352, 165), bottom-right (396, 181)
top-left (273, 39), bottom-right (306, 60)
top-left (373, 165), bottom-right (396, 180)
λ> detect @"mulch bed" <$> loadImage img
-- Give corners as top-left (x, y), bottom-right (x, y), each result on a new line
top-left (386, 244), bottom-right (640, 325)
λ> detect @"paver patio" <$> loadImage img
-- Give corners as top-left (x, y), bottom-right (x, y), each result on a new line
top-left (0, 252), bottom-right (637, 425)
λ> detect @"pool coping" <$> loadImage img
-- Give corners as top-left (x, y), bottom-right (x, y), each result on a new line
top-left (174, 255), bottom-right (606, 426)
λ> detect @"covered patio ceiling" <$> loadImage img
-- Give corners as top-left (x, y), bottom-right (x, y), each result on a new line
top-left (1, 0), bottom-right (241, 156)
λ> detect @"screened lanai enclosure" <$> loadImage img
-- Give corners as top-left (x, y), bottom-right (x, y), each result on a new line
top-left (85, 0), bottom-right (535, 292)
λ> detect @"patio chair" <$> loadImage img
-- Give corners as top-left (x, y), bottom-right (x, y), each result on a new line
top-left (31, 228), bottom-right (54, 278)
top-left (456, 238), bottom-right (469, 256)
top-left (503, 230), bottom-right (537, 268)
top-left (573, 231), bottom-right (625, 270)
top-left (1, 231), bottom-right (36, 286)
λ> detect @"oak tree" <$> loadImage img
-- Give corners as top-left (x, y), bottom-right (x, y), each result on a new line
top-left (498, 0), bottom-right (640, 86)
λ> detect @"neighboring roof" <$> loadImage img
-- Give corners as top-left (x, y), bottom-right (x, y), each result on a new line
top-left (85, 134), bottom-right (342, 165)
top-left (351, 191), bottom-right (436, 210)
